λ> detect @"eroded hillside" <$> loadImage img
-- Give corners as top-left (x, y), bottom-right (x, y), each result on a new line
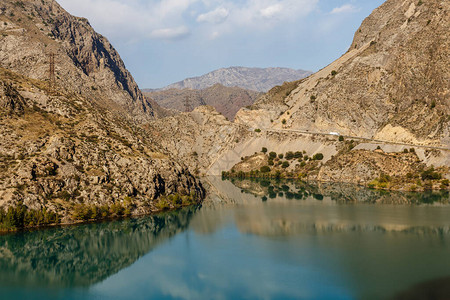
top-left (239, 0), bottom-right (449, 146)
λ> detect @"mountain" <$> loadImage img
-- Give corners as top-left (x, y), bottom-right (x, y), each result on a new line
top-left (149, 0), bottom-right (449, 190)
top-left (152, 67), bottom-right (312, 92)
top-left (0, 0), bottom-right (203, 228)
top-left (240, 0), bottom-right (449, 146)
top-left (0, 0), bottom-right (159, 121)
top-left (143, 84), bottom-right (261, 120)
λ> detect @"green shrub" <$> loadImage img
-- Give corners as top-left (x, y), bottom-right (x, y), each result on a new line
top-left (421, 168), bottom-right (442, 180)
top-left (339, 136), bottom-right (344, 142)
top-left (294, 151), bottom-right (303, 158)
top-left (313, 153), bottom-right (324, 160)
top-left (278, 154), bottom-right (284, 159)
top-left (269, 152), bottom-right (277, 159)
top-left (285, 152), bottom-right (294, 160)
top-left (0, 203), bottom-right (60, 230)
top-left (268, 160), bottom-right (274, 166)
top-left (282, 161), bottom-right (290, 169)
top-left (282, 119), bottom-right (286, 125)
top-left (260, 166), bottom-right (271, 173)
top-left (310, 95), bottom-right (316, 102)
top-left (261, 147), bottom-right (268, 153)
top-left (331, 70), bottom-right (337, 76)
top-left (255, 128), bottom-right (261, 133)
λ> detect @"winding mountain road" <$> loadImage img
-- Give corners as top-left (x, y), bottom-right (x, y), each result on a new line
top-left (265, 128), bottom-right (450, 151)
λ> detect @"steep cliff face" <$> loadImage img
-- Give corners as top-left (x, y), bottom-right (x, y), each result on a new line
top-left (0, 0), bottom-right (155, 121)
top-left (0, 0), bottom-right (204, 226)
top-left (241, 0), bottom-right (449, 146)
top-left (0, 67), bottom-right (204, 222)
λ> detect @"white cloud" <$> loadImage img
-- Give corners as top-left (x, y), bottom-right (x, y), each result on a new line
top-left (330, 4), bottom-right (360, 15)
top-left (149, 26), bottom-right (190, 40)
top-left (57, 0), bottom-right (319, 42)
top-left (260, 4), bottom-right (283, 19)
top-left (197, 7), bottom-right (229, 23)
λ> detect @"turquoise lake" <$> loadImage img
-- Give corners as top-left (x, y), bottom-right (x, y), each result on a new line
top-left (1, 177), bottom-right (449, 300)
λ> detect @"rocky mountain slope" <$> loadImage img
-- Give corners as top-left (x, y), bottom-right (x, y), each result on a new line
top-left (151, 67), bottom-right (312, 93)
top-left (147, 106), bottom-right (251, 176)
top-left (143, 84), bottom-right (261, 120)
top-left (0, 0), bottom-right (203, 229)
top-left (157, 0), bottom-right (448, 189)
top-left (241, 0), bottom-right (449, 147)
top-left (0, 0), bottom-right (158, 121)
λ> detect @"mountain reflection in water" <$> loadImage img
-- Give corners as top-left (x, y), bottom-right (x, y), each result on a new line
top-left (0, 178), bottom-right (449, 300)
top-left (0, 207), bottom-right (198, 288)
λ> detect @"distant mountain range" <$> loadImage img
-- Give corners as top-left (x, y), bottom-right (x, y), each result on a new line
top-left (143, 84), bottom-right (261, 120)
top-left (146, 67), bottom-right (312, 93)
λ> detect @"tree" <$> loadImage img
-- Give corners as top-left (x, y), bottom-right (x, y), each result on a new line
top-left (262, 147), bottom-right (268, 153)
top-left (278, 154), bottom-right (284, 159)
top-left (260, 166), bottom-right (271, 173)
top-left (339, 135), bottom-right (344, 142)
top-left (269, 152), bottom-right (277, 159)
top-left (285, 151), bottom-right (294, 160)
top-left (313, 153), bottom-right (324, 160)
top-left (282, 161), bottom-right (290, 168)
top-left (294, 151), bottom-right (303, 159)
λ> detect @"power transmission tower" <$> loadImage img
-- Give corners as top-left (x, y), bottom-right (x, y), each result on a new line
top-left (184, 95), bottom-right (192, 112)
top-left (48, 52), bottom-right (56, 95)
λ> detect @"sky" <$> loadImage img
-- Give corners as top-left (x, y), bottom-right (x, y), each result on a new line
top-left (57, 0), bottom-right (385, 89)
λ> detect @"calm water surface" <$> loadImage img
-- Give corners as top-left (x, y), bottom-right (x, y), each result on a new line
top-left (1, 177), bottom-right (450, 300)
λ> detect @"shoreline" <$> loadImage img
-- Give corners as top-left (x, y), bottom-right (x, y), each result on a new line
top-left (0, 202), bottom-right (202, 235)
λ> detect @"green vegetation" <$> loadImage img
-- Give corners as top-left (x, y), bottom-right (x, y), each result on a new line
top-left (261, 147), bottom-right (268, 153)
top-left (339, 136), bottom-right (344, 142)
top-left (331, 70), bottom-right (337, 76)
top-left (282, 119), bottom-right (287, 125)
top-left (72, 192), bottom-right (198, 221)
top-left (421, 167), bottom-right (442, 180)
top-left (285, 151), bottom-right (294, 160)
top-left (269, 152), bottom-right (277, 159)
top-left (313, 153), bottom-right (324, 161)
top-left (0, 203), bottom-right (60, 231)
top-left (281, 161), bottom-right (290, 169)
top-left (368, 173), bottom-right (392, 189)
top-left (255, 128), bottom-right (261, 133)
top-left (260, 166), bottom-right (271, 173)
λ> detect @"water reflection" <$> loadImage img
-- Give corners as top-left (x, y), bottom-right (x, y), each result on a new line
top-left (201, 177), bottom-right (450, 237)
top-left (1, 178), bottom-right (450, 300)
top-left (0, 207), bottom-right (198, 288)
top-left (224, 177), bottom-right (450, 205)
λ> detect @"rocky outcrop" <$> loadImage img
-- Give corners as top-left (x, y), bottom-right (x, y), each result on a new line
top-left (143, 83), bottom-right (261, 120)
top-left (0, 68), bottom-right (204, 222)
top-left (238, 0), bottom-right (449, 147)
top-left (147, 105), bottom-right (251, 176)
top-left (153, 67), bottom-right (312, 92)
top-left (0, 0), bottom-right (156, 122)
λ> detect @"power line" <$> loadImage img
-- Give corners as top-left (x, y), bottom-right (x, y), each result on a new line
top-left (48, 52), bottom-right (56, 95)
top-left (184, 95), bottom-right (192, 112)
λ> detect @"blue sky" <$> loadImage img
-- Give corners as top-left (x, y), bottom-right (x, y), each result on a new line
top-left (57, 0), bottom-right (385, 89)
